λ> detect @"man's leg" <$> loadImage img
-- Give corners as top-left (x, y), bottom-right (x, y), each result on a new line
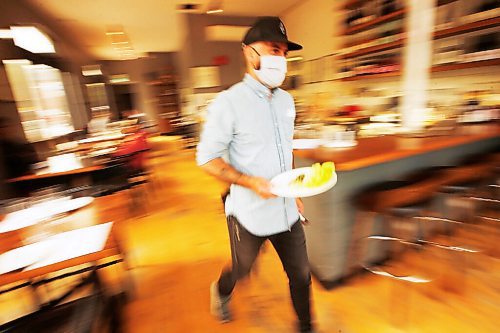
top-left (270, 221), bottom-right (313, 333)
top-left (212, 215), bottom-right (265, 321)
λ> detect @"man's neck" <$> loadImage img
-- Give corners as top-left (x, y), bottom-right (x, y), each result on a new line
top-left (247, 70), bottom-right (261, 85)
top-left (246, 71), bottom-right (276, 92)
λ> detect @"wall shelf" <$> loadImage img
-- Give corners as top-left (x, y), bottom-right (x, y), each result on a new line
top-left (339, 16), bottom-right (499, 60)
top-left (434, 16), bottom-right (500, 40)
top-left (341, 70), bottom-right (400, 81)
top-left (339, 58), bottom-right (500, 81)
top-left (343, 0), bottom-right (369, 10)
top-left (344, 9), bottom-right (406, 35)
top-left (343, 0), bottom-right (457, 10)
top-left (431, 58), bottom-right (500, 72)
top-left (340, 39), bottom-right (404, 59)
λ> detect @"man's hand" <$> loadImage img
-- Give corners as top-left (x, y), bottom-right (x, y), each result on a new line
top-left (199, 158), bottom-right (276, 199)
top-left (296, 198), bottom-right (304, 215)
top-left (240, 175), bottom-right (276, 199)
top-left (296, 198), bottom-right (310, 225)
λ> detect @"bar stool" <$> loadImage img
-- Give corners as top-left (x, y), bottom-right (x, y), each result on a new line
top-left (437, 154), bottom-right (498, 223)
top-left (346, 175), bottom-right (443, 275)
top-left (361, 236), bottom-right (432, 328)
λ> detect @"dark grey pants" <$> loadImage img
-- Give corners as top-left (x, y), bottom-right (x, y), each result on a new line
top-left (218, 215), bottom-right (312, 332)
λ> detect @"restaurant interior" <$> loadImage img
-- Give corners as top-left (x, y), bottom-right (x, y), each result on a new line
top-left (0, 0), bottom-right (499, 332)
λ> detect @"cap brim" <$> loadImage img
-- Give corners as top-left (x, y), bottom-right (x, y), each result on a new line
top-left (287, 41), bottom-right (302, 51)
top-left (245, 36), bottom-right (303, 51)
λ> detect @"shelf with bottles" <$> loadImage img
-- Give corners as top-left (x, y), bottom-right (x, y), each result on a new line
top-left (343, 0), bottom-right (458, 11)
top-left (339, 13), bottom-right (499, 60)
top-left (148, 71), bottom-right (181, 134)
top-left (338, 17), bottom-right (499, 60)
top-left (433, 25), bottom-right (499, 65)
top-left (340, 58), bottom-right (500, 81)
top-left (345, 9), bottom-right (405, 35)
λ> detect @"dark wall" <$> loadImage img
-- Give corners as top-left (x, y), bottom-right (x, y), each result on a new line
top-left (101, 52), bottom-right (179, 122)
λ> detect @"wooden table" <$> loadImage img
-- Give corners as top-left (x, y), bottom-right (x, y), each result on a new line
top-left (294, 123), bottom-right (500, 288)
top-left (0, 196), bottom-right (129, 328)
top-left (0, 197), bottom-right (126, 290)
top-left (6, 153), bottom-right (104, 184)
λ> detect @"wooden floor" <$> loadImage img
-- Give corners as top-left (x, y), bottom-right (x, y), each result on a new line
top-left (2, 150), bottom-right (499, 332)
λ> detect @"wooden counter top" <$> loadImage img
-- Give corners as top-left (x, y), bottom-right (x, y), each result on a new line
top-left (293, 123), bottom-right (499, 171)
top-left (6, 154), bottom-right (103, 183)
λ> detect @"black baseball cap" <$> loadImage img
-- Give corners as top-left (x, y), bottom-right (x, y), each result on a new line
top-left (242, 16), bottom-right (302, 51)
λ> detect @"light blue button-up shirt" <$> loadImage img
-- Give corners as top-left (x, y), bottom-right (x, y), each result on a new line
top-left (196, 74), bottom-right (299, 236)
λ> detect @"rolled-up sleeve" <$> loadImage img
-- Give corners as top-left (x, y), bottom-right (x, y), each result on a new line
top-left (196, 92), bottom-right (234, 166)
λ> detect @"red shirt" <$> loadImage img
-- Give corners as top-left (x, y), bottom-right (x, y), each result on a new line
top-left (113, 131), bottom-right (149, 171)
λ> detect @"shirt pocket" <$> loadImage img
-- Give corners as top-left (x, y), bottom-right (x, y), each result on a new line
top-left (234, 118), bottom-right (266, 146)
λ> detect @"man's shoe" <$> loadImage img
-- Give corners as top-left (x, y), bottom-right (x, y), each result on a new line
top-left (210, 282), bottom-right (232, 323)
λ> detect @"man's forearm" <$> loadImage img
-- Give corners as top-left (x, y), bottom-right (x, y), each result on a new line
top-left (200, 158), bottom-right (249, 187)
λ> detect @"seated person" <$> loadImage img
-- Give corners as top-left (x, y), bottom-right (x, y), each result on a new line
top-left (112, 124), bottom-right (149, 174)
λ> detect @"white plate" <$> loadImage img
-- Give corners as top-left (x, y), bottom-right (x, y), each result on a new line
top-left (57, 197), bottom-right (94, 214)
top-left (322, 140), bottom-right (358, 148)
top-left (293, 139), bottom-right (324, 150)
top-left (270, 167), bottom-right (338, 198)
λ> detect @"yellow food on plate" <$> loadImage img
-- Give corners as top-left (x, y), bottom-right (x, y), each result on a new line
top-left (291, 162), bottom-right (335, 188)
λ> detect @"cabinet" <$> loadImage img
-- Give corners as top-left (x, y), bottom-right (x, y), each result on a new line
top-left (337, 0), bottom-right (500, 81)
top-left (149, 73), bottom-right (181, 134)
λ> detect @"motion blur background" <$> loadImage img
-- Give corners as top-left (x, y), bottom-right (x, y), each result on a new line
top-left (0, 0), bottom-right (499, 332)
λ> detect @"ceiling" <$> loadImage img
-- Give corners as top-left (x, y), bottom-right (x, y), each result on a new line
top-left (27, 0), bottom-right (302, 60)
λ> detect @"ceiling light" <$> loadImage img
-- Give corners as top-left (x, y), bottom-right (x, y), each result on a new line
top-left (111, 41), bottom-right (129, 45)
top-left (206, 9), bottom-right (223, 14)
top-left (0, 29), bottom-right (13, 39)
top-left (106, 31), bottom-right (125, 36)
top-left (206, 0), bottom-right (223, 14)
top-left (10, 26), bottom-right (55, 53)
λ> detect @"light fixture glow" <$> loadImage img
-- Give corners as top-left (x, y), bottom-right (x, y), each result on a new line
top-left (0, 29), bottom-right (13, 39)
top-left (109, 74), bottom-right (130, 83)
top-left (10, 26), bottom-right (55, 53)
top-left (206, 9), bottom-right (223, 14)
top-left (106, 31), bottom-right (125, 35)
top-left (111, 41), bottom-right (129, 45)
top-left (2, 59), bottom-right (32, 65)
top-left (82, 65), bottom-right (103, 76)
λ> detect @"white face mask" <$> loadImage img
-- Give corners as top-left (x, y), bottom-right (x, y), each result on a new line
top-left (254, 55), bottom-right (287, 89)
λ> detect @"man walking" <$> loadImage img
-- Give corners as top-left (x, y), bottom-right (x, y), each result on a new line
top-left (196, 17), bottom-right (315, 333)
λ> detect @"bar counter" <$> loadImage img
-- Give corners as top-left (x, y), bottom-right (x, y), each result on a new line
top-left (294, 123), bottom-right (499, 172)
top-left (294, 123), bottom-right (499, 288)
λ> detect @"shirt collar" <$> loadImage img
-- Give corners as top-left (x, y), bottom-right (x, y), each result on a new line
top-left (243, 73), bottom-right (274, 99)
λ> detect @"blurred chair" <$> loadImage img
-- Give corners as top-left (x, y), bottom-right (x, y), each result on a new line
top-left (438, 152), bottom-right (498, 216)
top-left (0, 270), bottom-right (125, 333)
top-left (346, 175), bottom-right (443, 275)
top-left (146, 135), bottom-right (186, 190)
top-left (361, 236), bottom-right (432, 328)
